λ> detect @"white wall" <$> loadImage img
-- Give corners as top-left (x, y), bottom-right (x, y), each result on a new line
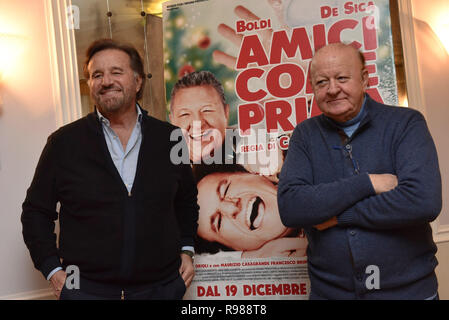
top-left (0, 0), bottom-right (57, 297)
top-left (411, 0), bottom-right (449, 227)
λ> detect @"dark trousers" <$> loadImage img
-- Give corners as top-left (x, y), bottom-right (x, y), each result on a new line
top-left (60, 273), bottom-right (186, 300)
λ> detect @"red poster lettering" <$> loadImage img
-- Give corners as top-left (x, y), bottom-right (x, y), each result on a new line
top-left (237, 35), bottom-right (269, 69)
top-left (238, 103), bottom-right (265, 135)
top-left (265, 100), bottom-right (294, 133)
top-left (266, 63), bottom-right (305, 98)
top-left (235, 68), bottom-right (266, 101)
top-left (270, 28), bottom-right (313, 64)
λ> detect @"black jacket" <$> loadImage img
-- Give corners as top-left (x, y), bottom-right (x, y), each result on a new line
top-left (21, 109), bottom-right (199, 285)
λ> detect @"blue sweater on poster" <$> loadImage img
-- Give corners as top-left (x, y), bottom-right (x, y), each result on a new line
top-left (277, 94), bottom-right (442, 299)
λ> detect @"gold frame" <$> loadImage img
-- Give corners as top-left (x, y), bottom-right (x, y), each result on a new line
top-left (390, 0), bottom-right (408, 106)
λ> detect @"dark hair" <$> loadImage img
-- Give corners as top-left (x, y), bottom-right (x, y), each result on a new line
top-left (192, 163), bottom-right (248, 184)
top-left (170, 71), bottom-right (226, 111)
top-left (83, 38), bottom-right (146, 100)
top-left (195, 235), bottom-right (233, 255)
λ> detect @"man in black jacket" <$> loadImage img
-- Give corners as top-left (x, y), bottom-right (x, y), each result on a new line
top-left (21, 39), bottom-right (199, 300)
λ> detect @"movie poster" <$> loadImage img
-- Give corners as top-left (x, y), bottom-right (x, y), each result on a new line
top-left (163, 0), bottom-right (398, 300)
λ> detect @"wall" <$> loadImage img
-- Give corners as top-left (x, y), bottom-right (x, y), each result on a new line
top-left (0, 0), bottom-right (56, 298)
top-left (410, 0), bottom-right (449, 300)
top-left (411, 0), bottom-right (449, 227)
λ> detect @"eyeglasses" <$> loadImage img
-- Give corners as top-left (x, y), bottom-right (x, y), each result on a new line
top-left (333, 144), bottom-right (360, 175)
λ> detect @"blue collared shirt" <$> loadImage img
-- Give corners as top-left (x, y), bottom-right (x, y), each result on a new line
top-left (97, 106), bottom-right (142, 194)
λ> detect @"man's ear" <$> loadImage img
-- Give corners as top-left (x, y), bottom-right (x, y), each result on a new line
top-left (135, 74), bottom-right (143, 93)
top-left (361, 67), bottom-right (369, 90)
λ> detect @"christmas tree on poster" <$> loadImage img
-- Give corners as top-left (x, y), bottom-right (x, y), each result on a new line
top-left (163, 8), bottom-right (239, 123)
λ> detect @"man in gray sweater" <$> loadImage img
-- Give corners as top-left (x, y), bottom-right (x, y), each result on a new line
top-left (278, 43), bottom-right (442, 299)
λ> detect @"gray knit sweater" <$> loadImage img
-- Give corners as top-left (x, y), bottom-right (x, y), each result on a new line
top-left (278, 95), bottom-right (442, 299)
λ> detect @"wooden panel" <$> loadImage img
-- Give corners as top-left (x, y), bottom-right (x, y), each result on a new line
top-left (72, 0), bottom-right (166, 118)
top-left (142, 14), bottom-right (166, 121)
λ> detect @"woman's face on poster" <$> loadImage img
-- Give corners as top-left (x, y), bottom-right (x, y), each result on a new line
top-left (197, 172), bottom-right (290, 251)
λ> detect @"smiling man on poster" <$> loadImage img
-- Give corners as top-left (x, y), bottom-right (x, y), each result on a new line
top-left (278, 43), bottom-right (442, 300)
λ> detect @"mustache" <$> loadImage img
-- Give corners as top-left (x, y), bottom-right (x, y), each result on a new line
top-left (99, 85), bottom-right (121, 94)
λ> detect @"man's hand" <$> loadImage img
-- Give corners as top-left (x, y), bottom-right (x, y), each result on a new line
top-left (179, 253), bottom-right (195, 288)
top-left (314, 216), bottom-right (338, 231)
top-left (49, 270), bottom-right (67, 300)
top-left (369, 174), bottom-right (398, 195)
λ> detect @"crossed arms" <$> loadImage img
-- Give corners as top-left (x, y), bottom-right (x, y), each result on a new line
top-left (277, 114), bottom-right (442, 231)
